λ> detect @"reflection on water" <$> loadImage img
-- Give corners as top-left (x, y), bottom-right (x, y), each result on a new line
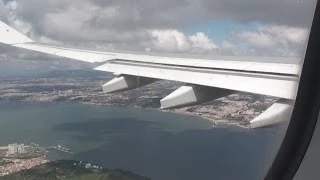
top-left (0, 101), bottom-right (286, 180)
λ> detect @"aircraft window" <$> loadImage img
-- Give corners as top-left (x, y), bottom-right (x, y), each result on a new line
top-left (0, 0), bottom-right (316, 179)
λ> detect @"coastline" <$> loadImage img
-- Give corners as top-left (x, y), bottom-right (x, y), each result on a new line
top-left (79, 101), bottom-right (251, 128)
top-left (0, 77), bottom-right (277, 129)
top-left (1, 159), bottom-right (152, 179)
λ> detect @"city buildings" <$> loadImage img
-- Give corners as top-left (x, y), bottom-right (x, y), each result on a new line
top-left (6, 144), bottom-right (25, 156)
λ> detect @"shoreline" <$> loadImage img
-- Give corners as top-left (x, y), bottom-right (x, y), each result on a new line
top-left (77, 101), bottom-right (246, 127)
top-left (0, 99), bottom-right (252, 128)
top-left (40, 100), bottom-right (251, 129)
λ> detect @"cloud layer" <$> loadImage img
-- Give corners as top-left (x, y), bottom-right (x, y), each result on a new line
top-left (231, 25), bottom-right (309, 56)
top-left (0, 0), bottom-right (315, 63)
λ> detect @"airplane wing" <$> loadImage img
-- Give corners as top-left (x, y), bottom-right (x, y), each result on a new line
top-left (0, 20), bottom-right (300, 128)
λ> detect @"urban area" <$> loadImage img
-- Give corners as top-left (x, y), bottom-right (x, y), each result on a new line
top-left (0, 142), bottom-right (71, 176)
top-left (0, 70), bottom-right (278, 127)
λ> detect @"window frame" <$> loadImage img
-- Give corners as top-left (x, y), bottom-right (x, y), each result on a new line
top-left (265, 1), bottom-right (320, 179)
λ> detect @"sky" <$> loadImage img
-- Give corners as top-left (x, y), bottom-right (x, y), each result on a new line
top-left (0, 0), bottom-right (317, 75)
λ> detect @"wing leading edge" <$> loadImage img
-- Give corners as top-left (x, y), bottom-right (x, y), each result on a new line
top-left (0, 20), bottom-right (300, 128)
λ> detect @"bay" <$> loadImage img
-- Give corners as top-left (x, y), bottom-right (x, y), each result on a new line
top-left (0, 101), bottom-right (286, 180)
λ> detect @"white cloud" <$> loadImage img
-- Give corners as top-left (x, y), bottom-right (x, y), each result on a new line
top-left (233, 25), bottom-right (309, 56)
top-left (0, 0), bottom-right (312, 62)
top-left (11, 18), bottom-right (32, 35)
top-left (236, 31), bottom-right (275, 48)
top-left (149, 29), bottom-right (191, 52)
top-left (258, 25), bottom-right (309, 45)
top-left (146, 25), bottom-right (309, 57)
top-left (5, 0), bottom-right (17, 10)
top-left (42, 2), bottom-right (99, 39)
top-left (189, 32), bottom-right (219, 53)
top-left (149, 30), bottom-right (219, 54)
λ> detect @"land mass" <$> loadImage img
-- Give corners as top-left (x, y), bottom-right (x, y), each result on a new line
top-left (0, 70), bottom-right (278, 127)
top-left (2, 160), bottom-right (151, 180)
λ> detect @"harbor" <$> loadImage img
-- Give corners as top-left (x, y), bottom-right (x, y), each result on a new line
top-left (30, 143), bottom-right (71, 154)
top-left (0, 143), bottom-right (72, 159)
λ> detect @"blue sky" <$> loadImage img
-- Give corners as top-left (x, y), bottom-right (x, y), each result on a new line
top-left (185, 20), bottom-right (262, 44)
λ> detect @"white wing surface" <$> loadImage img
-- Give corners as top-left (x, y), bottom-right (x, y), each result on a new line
top-left (0, 20), bottom-right (301, 128)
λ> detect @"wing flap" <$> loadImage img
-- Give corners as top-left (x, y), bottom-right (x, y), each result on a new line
top-left (95, 61), bottom-right (298, 100)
